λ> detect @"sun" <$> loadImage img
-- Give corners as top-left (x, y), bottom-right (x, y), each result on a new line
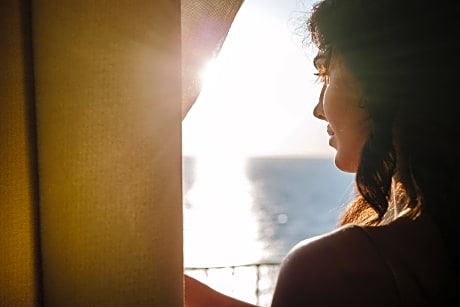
top-left (199, 58), bottom-right (219, 87)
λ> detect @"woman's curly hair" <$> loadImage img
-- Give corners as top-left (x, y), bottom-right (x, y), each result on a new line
top-left (306, 0), bottom-right (459, 270)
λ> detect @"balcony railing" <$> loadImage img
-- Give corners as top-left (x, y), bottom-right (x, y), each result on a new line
top-left (185, 262), bottom-right (281, 307)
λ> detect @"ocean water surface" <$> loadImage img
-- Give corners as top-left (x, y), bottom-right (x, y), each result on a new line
top-left (183, 156), bottom-right (355, 306)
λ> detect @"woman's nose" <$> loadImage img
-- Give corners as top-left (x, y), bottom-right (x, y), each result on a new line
top-left (313, 101), bottom-right (325, 120)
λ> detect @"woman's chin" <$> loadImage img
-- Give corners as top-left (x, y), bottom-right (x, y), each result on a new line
top-left (328, 136), bottom-right (336, 148)
top-left (334, 154), bottom-right (358, 174)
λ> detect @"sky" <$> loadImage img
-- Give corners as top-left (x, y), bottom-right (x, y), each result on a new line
top-left (182, 0), bottom-right (335, 158)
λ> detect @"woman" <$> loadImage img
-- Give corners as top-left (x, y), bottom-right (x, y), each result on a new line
top-left (185, 0), bottom-right (459, 305)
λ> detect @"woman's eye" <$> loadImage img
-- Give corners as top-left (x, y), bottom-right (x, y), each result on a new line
top-left (314, 64), bottom-right (329, 84)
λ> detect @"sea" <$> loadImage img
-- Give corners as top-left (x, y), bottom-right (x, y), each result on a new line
top-left (183, 155), bottom-right (356, 306)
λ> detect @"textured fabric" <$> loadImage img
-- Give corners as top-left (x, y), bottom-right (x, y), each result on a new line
top-left (0, 0), bottom-right (40, 305)
top-left (182, 0), bottom-right (244, 118)
top-left (33, 0), bottom-right (183, 305)
top-left (1, 0), bottom-right (241, 305)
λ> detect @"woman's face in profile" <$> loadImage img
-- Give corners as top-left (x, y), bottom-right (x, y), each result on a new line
top-left (313, 51), bottom-right (370, 173)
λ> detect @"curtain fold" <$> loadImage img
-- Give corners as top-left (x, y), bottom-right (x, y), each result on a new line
top-left (182, 0), bottom-right (244, 119)
top-left (0, 0), bottom-right (41, 305)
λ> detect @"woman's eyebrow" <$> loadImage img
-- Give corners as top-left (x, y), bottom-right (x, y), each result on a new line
top-left (313, 48), bottom-right (332, 70)
top-left (313, 54), bottom-right (325, 69)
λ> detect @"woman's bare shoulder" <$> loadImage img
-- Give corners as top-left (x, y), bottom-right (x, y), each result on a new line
top-left (270, 225), bottom-right (398, 306)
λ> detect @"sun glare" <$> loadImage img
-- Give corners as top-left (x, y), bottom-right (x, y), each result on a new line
top-left (199, 58), bottom-right (220, 88)
top-left (182, 0), bottom-right (333, 159)
top-left (184, 154), bottom-right (263, 267)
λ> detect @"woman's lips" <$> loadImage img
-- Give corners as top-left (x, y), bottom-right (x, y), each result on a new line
top-left (327, 125), bottom-right (336, 148)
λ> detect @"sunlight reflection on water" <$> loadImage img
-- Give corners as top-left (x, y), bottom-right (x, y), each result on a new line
top-left (183, 155), bottom-right (278, 306)
top-left (183, 155), bottom-right (265, 267)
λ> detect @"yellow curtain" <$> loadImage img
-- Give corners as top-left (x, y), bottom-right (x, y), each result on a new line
top-left (0, 0), bottom-right (242, 305)
top-left (1, 0), bottom-right (40, 304)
